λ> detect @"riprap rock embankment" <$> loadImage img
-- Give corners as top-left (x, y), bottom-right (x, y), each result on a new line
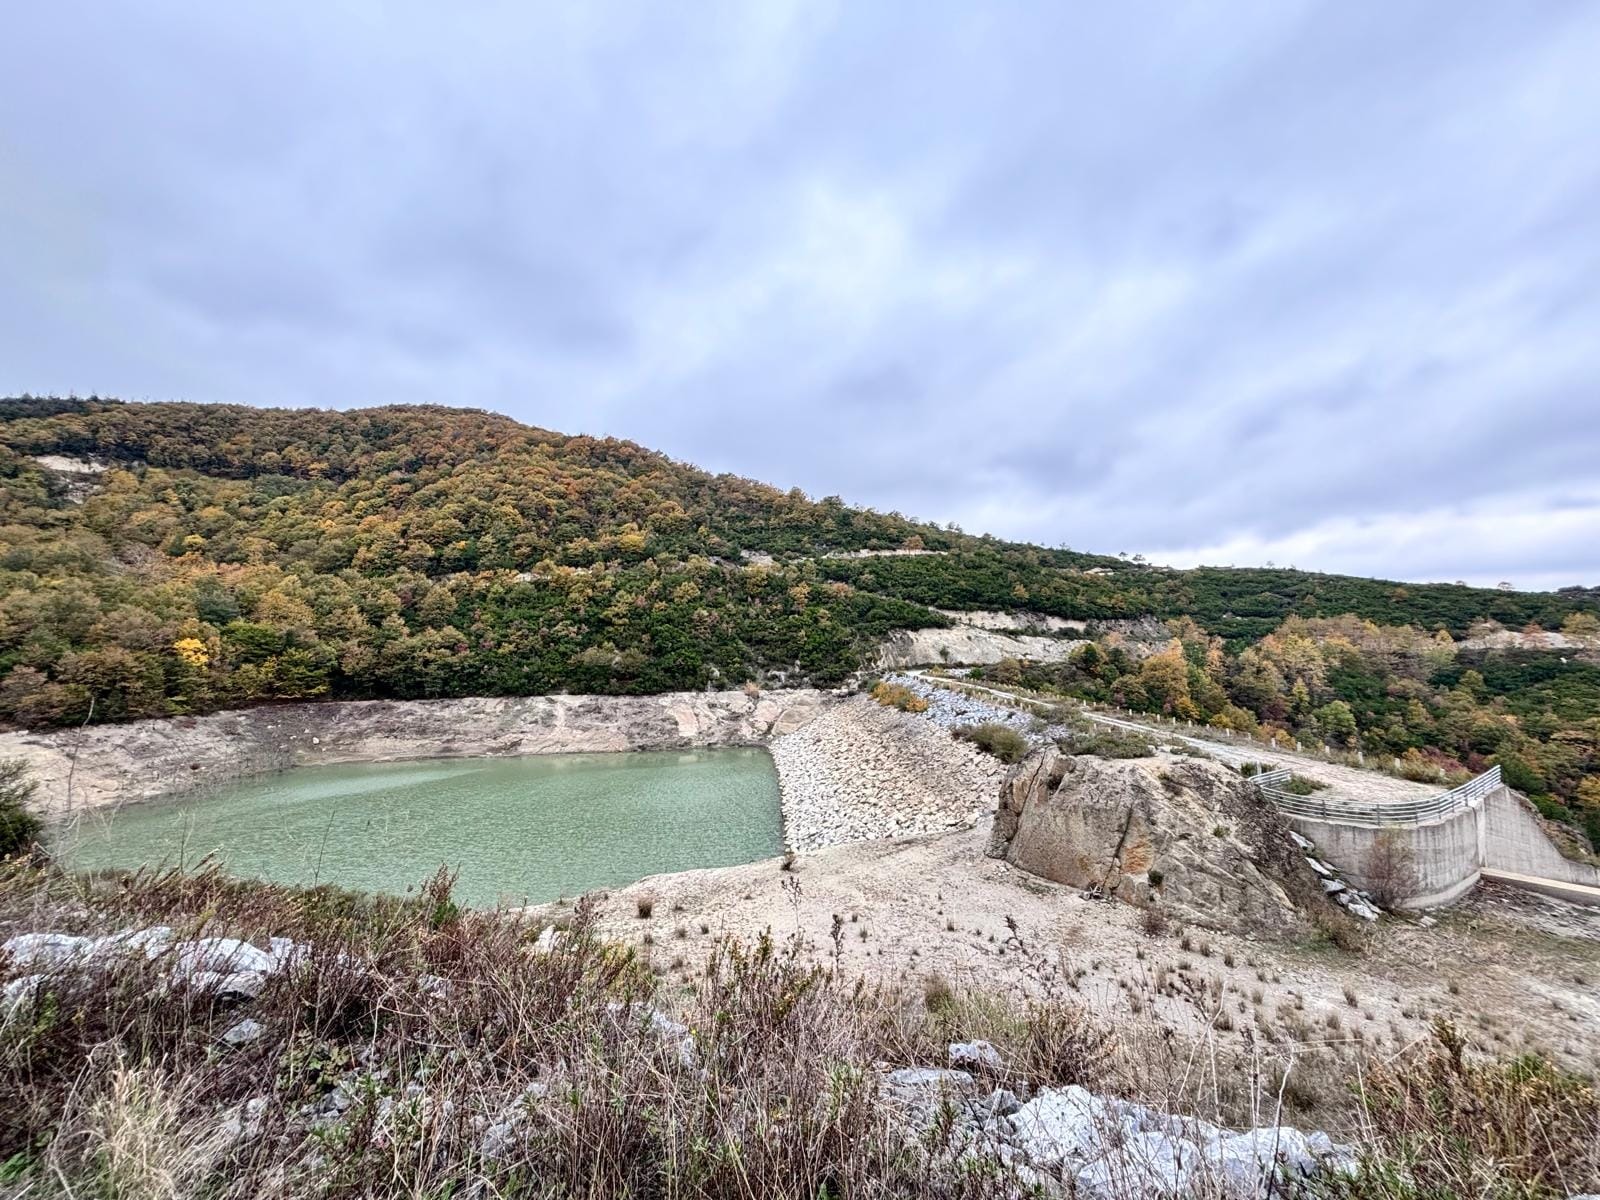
top-left (772, 695), bottom-right (1008, 851)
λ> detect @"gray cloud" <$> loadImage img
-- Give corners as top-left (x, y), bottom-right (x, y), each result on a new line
top-left (3, 1), bottom-right (1598, 588)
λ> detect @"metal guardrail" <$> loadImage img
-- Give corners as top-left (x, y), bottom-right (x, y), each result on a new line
top-left (1256, 765), bottom-right (1502, 827)
top-left (917, 670), bottom-right (1507, 830)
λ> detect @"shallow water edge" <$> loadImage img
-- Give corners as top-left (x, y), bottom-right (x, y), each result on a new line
top-left (0, 689), bottom-right (829, 817)
top-left (55, 748), bottom-right (784, 907)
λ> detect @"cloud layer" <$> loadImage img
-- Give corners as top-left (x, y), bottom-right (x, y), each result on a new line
top-left (4, 2), bottom-right (1598, 588)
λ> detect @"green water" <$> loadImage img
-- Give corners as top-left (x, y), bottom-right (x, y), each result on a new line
top-left (56, 749), bottom-right (783, 908)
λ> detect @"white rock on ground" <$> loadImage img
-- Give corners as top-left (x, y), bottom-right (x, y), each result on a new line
top-left (3, 927), bottom-right (315, 1001)
top-left (221, 1018), bottom-right (266, 1046)
top-left (948, 1040), bottom-right (1004, 1073)
top-left (901, 1072), bottom-right (1355, 1198)
top-left (2, 933), bottom-right (97, 969)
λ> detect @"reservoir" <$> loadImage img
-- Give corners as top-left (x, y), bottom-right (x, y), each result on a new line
top-left (56, 748), bottom-right (783, 908)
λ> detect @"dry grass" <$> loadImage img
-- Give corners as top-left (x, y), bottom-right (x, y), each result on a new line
top-left (2, 860), bottom-right (1595, 1199)
top-left (0, 861), bottom-right (1033, 1198)
top-left (1340, 1021), bottom-right (1600, 1199)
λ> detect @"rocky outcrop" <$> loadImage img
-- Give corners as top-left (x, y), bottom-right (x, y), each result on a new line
top-left (2, 927), bottom-right (308, 1019)
top-left (988, 749), bottom-right (1316, 935)
top-left (771, 695), bottom-right (1006, 850)
top-left (30, 454), bottom-right (109, 504)
top-left (932, 609), bottom-right (1087, 634)
top-left (877, 627), bottom-right (1087, 669)
top-left (884, 1066), bottom-right (1356, 1198)
top-left (3, 690), bottom-right (828, 817)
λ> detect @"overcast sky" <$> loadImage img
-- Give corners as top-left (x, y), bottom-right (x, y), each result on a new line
top-left (4, 4), bottom-right (1598, 590)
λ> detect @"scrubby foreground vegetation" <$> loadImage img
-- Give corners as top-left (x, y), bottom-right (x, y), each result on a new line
top-left (1, 862), bottom-right (1596, 1199)
top-left (4, 397), bottom-right (1597, 731)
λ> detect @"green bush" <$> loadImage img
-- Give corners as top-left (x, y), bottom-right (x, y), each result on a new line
top-left (1279, 774), bottom-right (1329, 795)
top-left (954, 722), bottom-right (1030, 764)
top-left (0, 760), bottom-right (41, 859)
top-left (1056, 727), bottom-right (1154, 759)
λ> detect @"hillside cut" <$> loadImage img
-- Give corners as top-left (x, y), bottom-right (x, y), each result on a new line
top-left (988, 749), bottom-right (1316, 934)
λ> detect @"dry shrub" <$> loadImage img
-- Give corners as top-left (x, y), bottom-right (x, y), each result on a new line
top-left (1016, 998), bottom-right (1115, 1089)
top-left (1312, 906), bottom-right (1372, 954)
top-left (81, 1067), bottom-right (231, 1200)
top-left (1363, 829), bottom-right (1419, 909)
top-left (0, 861), bottom-right (1021, 1199)
top-left (870, 681), bottom-right (929, 713)
top-left (1140, 904), bottom-right (1170, 938)
top-left (1344, 1021), bottom-right (1600, 1199)
top-left (955, 722), bottom-right (1030, 764)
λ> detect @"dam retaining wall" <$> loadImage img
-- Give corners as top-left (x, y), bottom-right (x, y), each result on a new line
top-left (1284, 785), bottom-right (1600, 908)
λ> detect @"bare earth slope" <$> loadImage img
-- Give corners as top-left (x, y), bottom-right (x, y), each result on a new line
top-left (527, 819), bottom-right (1600, 1099)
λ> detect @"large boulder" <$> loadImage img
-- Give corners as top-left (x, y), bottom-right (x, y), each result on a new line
top-left (988, 748), bottom-right (1317, 934)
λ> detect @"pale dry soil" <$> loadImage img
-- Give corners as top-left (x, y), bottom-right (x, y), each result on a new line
top-left (528, 822), bottom-right (1600, 1099)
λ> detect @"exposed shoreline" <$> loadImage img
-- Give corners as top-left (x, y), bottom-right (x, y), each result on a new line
top-left (1, 690), bottom-right (829, 819)
top-left (3, 688), bottom-right (1007, 861)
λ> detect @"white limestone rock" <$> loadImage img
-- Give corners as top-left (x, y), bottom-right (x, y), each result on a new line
top-left (221, 1017), bottom-right (267, 1046)
top-left (170, 937), bottom-right (274, 978)
top-left (1073, 1131), bottom-right (1202, 1199)
top-left (1010, 1085), bottom-right (1127, 1168)
top-left (3, 932), bottom-right (96, 969)
top-left (2, 973), bottom-right (46, 1017)
top-left (949, 1039), bottom-right (1004, 1073)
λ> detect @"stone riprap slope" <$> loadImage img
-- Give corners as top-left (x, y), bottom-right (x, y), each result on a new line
top-left (888, 672), bottom-right (1046, 736)
top-left (771, 695), bottom-right (1008, 850)
top-left (3, 690), bottom-right (827, 817)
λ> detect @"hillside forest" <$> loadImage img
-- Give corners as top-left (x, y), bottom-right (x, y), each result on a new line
top-left (2, 397), bottom-right (1598, 844)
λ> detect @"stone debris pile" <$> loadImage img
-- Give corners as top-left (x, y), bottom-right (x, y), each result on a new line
top-left (1289, 830), bottom-right (1385, 921)
top-left (885, 1047), bottom-right (1360, 1199)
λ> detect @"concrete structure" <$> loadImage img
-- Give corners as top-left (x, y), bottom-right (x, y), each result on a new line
top-left (1282, 804), bottom-right (1484, 908)
top-left (1480, 787), bottom-right (1600, 888)
top-left (1264, 768), bottom-right (1600, 908)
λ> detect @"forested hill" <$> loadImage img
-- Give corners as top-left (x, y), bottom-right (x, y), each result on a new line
top-left (0, 396), bottom-right (1595, 727)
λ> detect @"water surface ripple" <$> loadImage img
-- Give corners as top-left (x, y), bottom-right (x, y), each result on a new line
top-left (57, 749), bottom-right (782, 907)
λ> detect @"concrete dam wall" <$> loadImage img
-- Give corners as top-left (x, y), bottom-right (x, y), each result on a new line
top-left (1283, 784), bottom-right (1600, 909)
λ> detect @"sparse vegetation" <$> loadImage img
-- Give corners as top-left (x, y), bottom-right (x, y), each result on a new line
top-left (1344, 1021), bottom-right (1600, 1199)
top-left (869, 681), bottom-right (929, 713)
top-left (0, 760), bottom-right (41, 860)
top-left (1055, 726), bottom-right (1155, 759)
top-left (1364, 829), bottom-right (1419, 909)
top-left (1280, 773), bottom-right (1330, 795)
top-left (953, 721), bottom-right (1029, 764)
